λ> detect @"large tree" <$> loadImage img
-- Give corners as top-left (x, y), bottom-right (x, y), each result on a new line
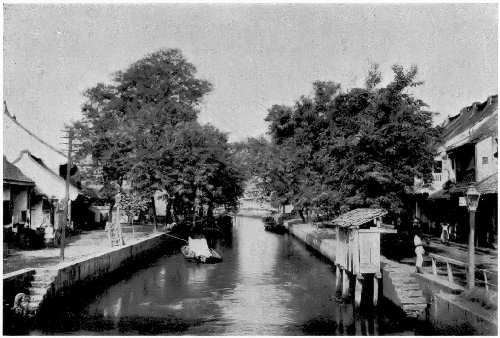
top-left (255, 65), bottom-right (439, 220)
top-left (74, 49), bottom-right (243, 227)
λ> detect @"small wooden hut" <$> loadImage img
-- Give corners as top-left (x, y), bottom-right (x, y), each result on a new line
top-left (332, 208), bottom-right (395, 307)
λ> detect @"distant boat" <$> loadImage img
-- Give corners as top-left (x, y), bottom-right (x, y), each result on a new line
top-left (264, 224), bottom-right (287, 234)
top-left (263, 216), bottom-right (287, 234)
top-left (181, 237), bottom-right (222, 264)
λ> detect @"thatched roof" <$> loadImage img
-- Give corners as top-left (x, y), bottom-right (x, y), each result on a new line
top-left (332, 208), bottom-right (387, 228)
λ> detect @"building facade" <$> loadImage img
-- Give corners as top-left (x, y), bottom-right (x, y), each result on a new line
top-left (414, 95), bottom-right (498, 247)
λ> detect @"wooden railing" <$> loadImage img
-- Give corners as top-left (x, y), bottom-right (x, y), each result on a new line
top-left (428, 253), bottom-right (497, 291)
top-left (477, 268), bottom-right (498, 292)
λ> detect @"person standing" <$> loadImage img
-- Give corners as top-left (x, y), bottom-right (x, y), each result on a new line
top-left (413, 219), bottom-right (425, 274)
top-left (440, 222), bottom-right (450, 245)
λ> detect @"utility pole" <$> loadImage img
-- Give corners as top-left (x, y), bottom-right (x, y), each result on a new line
top-left (61, 128), bottom-right (73, 261)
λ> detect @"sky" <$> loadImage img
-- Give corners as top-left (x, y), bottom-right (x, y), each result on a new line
top-left (3, 3), bottom-right (498, 151)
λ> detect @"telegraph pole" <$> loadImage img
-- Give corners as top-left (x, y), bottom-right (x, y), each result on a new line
top-left (61, 128), bottom-right (73, 260)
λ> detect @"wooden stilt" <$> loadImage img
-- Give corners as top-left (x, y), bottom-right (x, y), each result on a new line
top-left (342, 269), bottom-right (350, 298)
top-left (373, 274), bottom-right (380, 306)
top-left (335, 265), bottom-right (341, 292)
top-left (354, 276), bottom-right (363, 308)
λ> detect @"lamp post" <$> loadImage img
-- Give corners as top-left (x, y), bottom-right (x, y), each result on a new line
top-left (465, 185), bottom-right (481, 289)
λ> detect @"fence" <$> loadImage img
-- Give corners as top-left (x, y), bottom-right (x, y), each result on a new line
top-left (429, 253), bottom-right (497, 291)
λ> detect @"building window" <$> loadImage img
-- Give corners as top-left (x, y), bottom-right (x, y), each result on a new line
top-left (482, 157), bottom-right (489, 165)
top-left (433, 160), bottom-right (442, 173)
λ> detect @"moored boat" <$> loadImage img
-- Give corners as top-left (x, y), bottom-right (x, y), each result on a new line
top-left (181, 237), bottom-right (222, 264)
top-left (264, 224), bottom-right (287, 234)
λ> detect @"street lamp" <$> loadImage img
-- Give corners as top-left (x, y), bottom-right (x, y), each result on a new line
top-left (465, 185), bottom-right (481, 289)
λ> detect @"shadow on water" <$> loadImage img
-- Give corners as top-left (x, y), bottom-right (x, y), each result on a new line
top-left (9, 216), bottom-right (440, 335)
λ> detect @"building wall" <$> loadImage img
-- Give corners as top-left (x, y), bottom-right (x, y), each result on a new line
top-left (4, 185), bottom-right (11, 201)
top-left (30, 200), bottom-right (51, 229)
top-left (475, 136), bottom-right (496, 181)
top-left (12, 188), bottom-right (29, 224)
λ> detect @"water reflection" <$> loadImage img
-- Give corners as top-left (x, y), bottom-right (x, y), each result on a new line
top-left (28, 216), bottom-right (419, 335)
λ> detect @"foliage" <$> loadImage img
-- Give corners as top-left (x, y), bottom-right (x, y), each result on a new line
top-left (244, 65), bottom-right (439, 219)
top-left (73, 49), bottom-right (243, 225)
top-left (118, 192), bottom-right (149, 220)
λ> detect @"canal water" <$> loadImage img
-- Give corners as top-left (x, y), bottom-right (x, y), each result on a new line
top-left (30, 216), bottom-right (426, 335)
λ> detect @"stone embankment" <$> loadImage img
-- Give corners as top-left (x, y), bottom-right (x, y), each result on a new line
top-left (283, 220), bottom-right (427, 319)
top-left (4, 232), bottom-right (167, 317)
top-left (283, 220), bottom-right (497, 333)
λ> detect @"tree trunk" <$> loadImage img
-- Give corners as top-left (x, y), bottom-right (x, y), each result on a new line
top-left (166, 198), bottom-right (173, 225)
top-left (108, 201), bottom-right (115, 222)
top-left (151, 196), bottom-right (158, 232)
top-left (299, 209), bottom-right (306, 223)
top-left (207, 202), bottom-right (214, 225)
top-left (172, 201), bottom-right (179, 223)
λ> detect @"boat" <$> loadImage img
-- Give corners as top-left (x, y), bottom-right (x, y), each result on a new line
top-left (263, 216), bottom-right (287, 234)
top-left (264, 224), bottom-right (287, 234)
top-left (181, 237), bottom-right (222, 264)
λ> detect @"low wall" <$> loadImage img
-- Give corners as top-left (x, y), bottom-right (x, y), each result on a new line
top-left (46, 233), bottom-right (167, 299)
top-left (430, 292), bottom-right (497, 335)
top-left (3, 233), bottom-right (168, 310)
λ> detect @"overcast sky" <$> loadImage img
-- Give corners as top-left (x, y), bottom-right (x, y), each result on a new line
top-left (4, 3), bottom-right (498, 150)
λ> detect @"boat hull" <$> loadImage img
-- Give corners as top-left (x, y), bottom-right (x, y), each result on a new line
top-left (181, 245), bottom-right (222, 264)
top-left (264, 225), bottom-right (287, 234)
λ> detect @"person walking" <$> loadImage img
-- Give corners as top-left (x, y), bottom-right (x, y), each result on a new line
top-left (440, 222), bottom-right (450, 245)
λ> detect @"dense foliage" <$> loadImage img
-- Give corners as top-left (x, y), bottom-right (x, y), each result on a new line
top-left (74, 49), bottom-right (244, 227)
top-left (237, 65), bottom-right (439, 220)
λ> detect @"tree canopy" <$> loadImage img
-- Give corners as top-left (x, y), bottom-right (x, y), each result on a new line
top-left (74, 49), bottom-right (243, 226)
top-left (240, 65), bottom-right (439, 220)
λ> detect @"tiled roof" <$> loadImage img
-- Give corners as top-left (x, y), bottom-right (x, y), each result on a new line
top-left (332, 208), bottom-right (387, 228)
top-left (476, 174), bottom-right (497, 195)
top-left (3, 156), bottom-right (34, 185)
top-left (442, 95), bottom-right (497, 145)
top-left (430, 174), bottom-right (497, 199)
top-left (471, 113), bottom-right (497, 142)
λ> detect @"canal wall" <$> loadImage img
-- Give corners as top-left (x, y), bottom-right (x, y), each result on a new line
top-left (3, 232), bottom-right (169, 316)
top-left (283, 220), bottom-right (427, 320)
top-left (283, 220), bottom-right (497, 333)
top-left (429, 291), bottom-right (497, 335)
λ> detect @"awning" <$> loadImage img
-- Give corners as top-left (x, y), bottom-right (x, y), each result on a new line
top-left (429, 174), bottom-right (497, 199)
top-left (476, 174), bottom-right (497, 195)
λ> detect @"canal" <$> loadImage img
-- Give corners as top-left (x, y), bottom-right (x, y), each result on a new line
top-left (29, 216), bottom-right (427, 335)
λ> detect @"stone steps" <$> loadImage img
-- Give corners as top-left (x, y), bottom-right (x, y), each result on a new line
top-left (383, 262), bottom-right (428, 319)
top-left (26, 269), bottom-right (57, 316)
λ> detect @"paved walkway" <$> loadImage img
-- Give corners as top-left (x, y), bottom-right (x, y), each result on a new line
top-left (3, 224), bottom-right (158, 274)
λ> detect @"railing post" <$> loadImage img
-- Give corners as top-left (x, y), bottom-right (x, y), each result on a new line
top-left (446, 262), bottom-right (454, 284)
top-left (335, 265), bottom-right (341, 293)
top-left (483, 271), bottom-right (489, 292)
